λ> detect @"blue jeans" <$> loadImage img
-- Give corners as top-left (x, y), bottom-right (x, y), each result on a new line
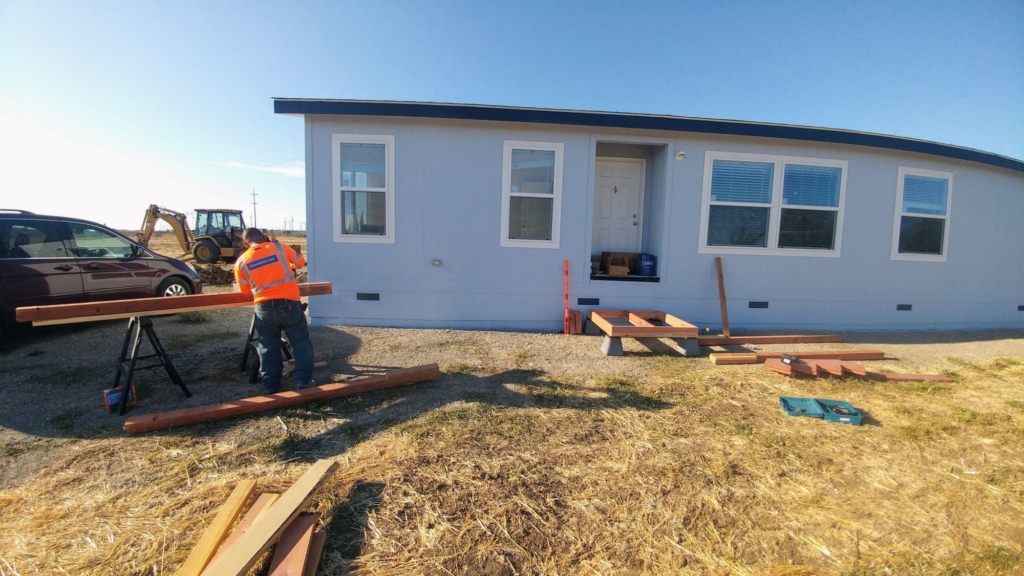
top-left (254, 299), bottom-right (314, 393)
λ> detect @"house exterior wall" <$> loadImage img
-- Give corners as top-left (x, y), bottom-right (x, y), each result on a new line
top-left (303, 115), bottom-right (1024, 331)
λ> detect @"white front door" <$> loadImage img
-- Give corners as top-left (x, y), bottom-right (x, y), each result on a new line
top-left (592, 158), bottom-right (644, 253)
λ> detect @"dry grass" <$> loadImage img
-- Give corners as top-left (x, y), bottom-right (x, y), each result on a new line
top-left (1, 343), bottom-right (1023, 574)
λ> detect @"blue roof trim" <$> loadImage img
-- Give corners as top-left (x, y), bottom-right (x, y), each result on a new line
top-left (273, 99), bottom-right (1024, 174)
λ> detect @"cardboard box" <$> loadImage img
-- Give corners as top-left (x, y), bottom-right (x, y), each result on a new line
top-left (104, 383), bottom-right (138, 412)
top-left (607, 265), bottom-right (630, 276)
top-left (601, 252), bottom-right (639, 275)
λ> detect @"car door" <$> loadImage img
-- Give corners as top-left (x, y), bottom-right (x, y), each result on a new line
top-left (67, 222), bottom-right (155, 300)
top-left (0, 218), bottom-right (85, 317)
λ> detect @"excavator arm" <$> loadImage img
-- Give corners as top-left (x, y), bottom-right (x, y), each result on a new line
top-left (136, 204), bottom-right (196, 254)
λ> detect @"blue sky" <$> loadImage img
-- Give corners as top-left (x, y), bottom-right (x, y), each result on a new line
top-left (1, 0), bottom-right (1021, 230)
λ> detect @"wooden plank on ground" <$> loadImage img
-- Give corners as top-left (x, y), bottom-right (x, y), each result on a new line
top-left (698, 334), bottom-right (842, 346)
top-left (842, 362), bottom-right (868, 376)
top-left (302, 530), bottom-right (328, 576)
top-left (268, 514), bottom-right (317, 576)
top-left (200, 460), bottom-right (340, 576)
top-left (19, 282), bottom-right (332, 325)
top-left (765, 358), bottom-right (794, 376)
top-left (815, 359), bottom-right (845, 376)
top-left (709, 350), bottom-right (885, 365)
top-left (211, 493), bottom-right (280, 564)
top-left (715, 257), bottom-right (730, 337)
top-left (125, 364), bottom-right (440, 434)
top-left (175, 479), bottom-right (257, 576)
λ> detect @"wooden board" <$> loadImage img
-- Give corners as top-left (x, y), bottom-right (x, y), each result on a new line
top-left (714, 257), bottom-right (730, 337)
top-left (18, 282), bottom-right (332, 325)
top-left (210, 493), bottom-right (280, 564)
top-left (709, 349), bottom-right (885, 365)
top-left (816, 359), bottom-right (845, 376)
top-left (303, 530), bottom-right (328, 576)
top-left (589, 310), bottom-right (699, 338)
top-left (766, 359), bottom-right (953, 382)
top-left (200, 460), bottom-right (339, 576)
top-left (125, 364), bottom-right (440, 434)
top-left (175, 479), bottom-right (257, 576)
top-left (765, 358), bottom-right (794, 376)
top-left (268, 514), bottom-right (317, 576)
top-left (698, 334), bottom-right (842, 346)
top-left (841, 362), bottom-right (868, 376)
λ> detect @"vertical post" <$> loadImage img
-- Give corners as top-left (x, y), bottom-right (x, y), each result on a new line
top-left (715, 256), bottom-right (731, 337)
top-left (251, 189), bottom-right (258, 227)
top-left (563, 259), bottom-right (570, 335)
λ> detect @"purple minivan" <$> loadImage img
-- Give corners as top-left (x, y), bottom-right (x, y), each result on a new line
top-left (0, 210), bottom-right (203, 339)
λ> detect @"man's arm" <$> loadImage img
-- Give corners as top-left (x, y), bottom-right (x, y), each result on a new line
top-left (282, 243), bottom-right (306, 270)
top-left (233, 262), bottom-right (253, 296)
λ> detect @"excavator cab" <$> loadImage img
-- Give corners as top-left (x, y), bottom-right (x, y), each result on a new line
top-left (192, 209), bottom-right (246, 264)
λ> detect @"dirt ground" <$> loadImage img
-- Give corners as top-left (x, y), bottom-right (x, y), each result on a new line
top-left (1, 308), bottom-right (1023, 574)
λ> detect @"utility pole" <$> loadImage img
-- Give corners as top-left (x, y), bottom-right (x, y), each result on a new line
top-left (250, 189), bottom-right (258, 227)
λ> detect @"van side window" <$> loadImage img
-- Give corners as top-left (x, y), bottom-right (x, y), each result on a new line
top-left (2, 220), bottom-right (70, 259)
top-left (69, 224), bottom-right (134, 258)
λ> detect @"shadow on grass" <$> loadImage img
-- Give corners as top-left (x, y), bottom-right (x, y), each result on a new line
top-left (321, 480), bottom-right (386, 569)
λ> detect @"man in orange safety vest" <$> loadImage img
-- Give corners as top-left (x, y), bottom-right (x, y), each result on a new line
top-left (234, 228), bottom-right (314, 393)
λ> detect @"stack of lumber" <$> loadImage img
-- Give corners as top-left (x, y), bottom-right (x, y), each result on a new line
top-left (565, 309), bottom-right (583, 335)
top-left (177, 459), bottom-right (338, 576)
top-left (765, 358), bottom-right (954, 382)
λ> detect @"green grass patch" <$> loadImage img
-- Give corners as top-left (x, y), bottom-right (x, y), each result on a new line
top-left (444, 362), bottom-right (476, 375)
top-left (1007, 400), bottom-right (1024, 413)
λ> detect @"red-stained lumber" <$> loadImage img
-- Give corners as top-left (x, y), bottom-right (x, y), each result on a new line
top-left (709, 349), bottom-right (885, 365)
top-left (17, 282), bottom-right (332, 325)
top-left (268, 514), bottom-right (316, 576)
top-left (714, 257), bottom-right (730, 337)
top-left (765, 359), bottom-right (954, 382)
top-left (698, 334), bottom-right (842, 346)
top-left (124, 364), bottom-right (440, 434)
top-left (302, 531), bottom-right (327, 576)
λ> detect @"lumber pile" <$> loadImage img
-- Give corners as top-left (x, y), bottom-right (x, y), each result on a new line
top-left (125, 363), bottom-right (440, 433)
top-left (16, 282), bottom-right (332, 326)
top-left (765, 358), bottom-right (954, 382)
top-left (177, 459), bottom-right (338, 576)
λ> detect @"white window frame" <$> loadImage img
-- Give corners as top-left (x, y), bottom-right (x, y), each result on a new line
top-left (890, 166), bottom-right (953, 262)
top-left (331, 133), bottom-right (395, 244)
top-left (698, 151), bottom-right (848, 258)
top-left (500, 140), bottom-right (563, 249)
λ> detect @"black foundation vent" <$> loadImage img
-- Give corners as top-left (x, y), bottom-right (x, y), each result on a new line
top-left (897, 304), bottom-right (912, 311)
top-left (578, 298), bottom-right (600, 306)
top-left (748, 301), bottom-right (769, 309)
top-left (356, 293), bottom-right (380, 301)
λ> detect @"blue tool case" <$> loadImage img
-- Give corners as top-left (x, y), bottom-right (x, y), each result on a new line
top-left (779, 397), bottom-right (862, 426)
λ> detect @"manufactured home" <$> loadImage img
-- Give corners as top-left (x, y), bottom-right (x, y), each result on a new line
top-left (275, 100), bottom-right (1024, 331)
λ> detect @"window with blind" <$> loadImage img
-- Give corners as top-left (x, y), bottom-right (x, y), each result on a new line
top-left (501, 141), bottom-right (563, 248)
top-left (700, 152), bottom-right (847, 256)
top-left (891, 167), bottom-right (952, 261)
top-left (332, 134), bottom-right (395, 243)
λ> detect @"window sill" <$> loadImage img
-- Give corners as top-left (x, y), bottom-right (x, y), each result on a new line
top-left (590, 274), bottom-right (660, 283)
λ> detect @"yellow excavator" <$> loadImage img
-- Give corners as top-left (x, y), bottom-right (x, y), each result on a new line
top-left (137, 205), bottom-right (274, 264)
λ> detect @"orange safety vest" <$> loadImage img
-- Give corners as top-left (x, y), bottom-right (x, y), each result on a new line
top-left (234, 241), bottom-right (306, 303)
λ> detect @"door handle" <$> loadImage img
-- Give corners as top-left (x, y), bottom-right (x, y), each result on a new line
top-left (86, 264), bottom-right (103, 270)
top-left (54, 265), bottom-right (74, 272)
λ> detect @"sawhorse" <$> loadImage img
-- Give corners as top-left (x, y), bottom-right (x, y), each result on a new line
top-left (113, 316), bottom-right (191, 415)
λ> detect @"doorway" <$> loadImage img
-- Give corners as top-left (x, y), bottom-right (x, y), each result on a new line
top-left (592, 157), bottom-right (645, 254)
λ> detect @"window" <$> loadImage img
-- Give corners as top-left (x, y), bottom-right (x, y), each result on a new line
top-left (501, 140), bottom-right (563, 248)
top-left (1, 220), bottom-right (70, 259)
top-left (332, 134), bottom-right (395, 243)
top-left (69, 224), bottom-right (134, 258)
top-left (699, 152), bottom-right (847, 257)
top-left (891, 167), bottom-right (952, 261)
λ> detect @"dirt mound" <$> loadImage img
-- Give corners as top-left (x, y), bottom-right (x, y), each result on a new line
top-left (194, 264), bottom-right (235, 286)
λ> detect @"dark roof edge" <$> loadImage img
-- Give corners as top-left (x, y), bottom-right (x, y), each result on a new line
top-left (273, 99), bottom-right (1024, 174)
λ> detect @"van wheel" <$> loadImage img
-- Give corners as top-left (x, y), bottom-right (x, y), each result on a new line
top-left (157, 277), bottom-right (192, 297)
top-left (193, 240), bottom-right (221, 264)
